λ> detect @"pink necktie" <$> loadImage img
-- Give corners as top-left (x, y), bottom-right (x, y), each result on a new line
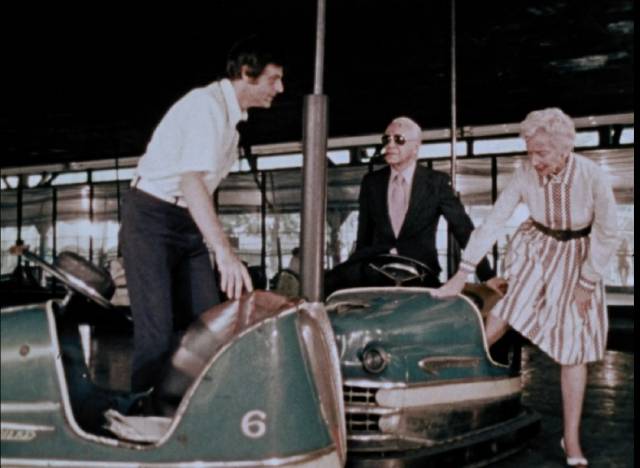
top-left (389, 173), bottom-right (408, 237)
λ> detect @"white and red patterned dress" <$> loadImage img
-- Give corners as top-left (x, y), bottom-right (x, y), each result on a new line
top-left (460, 153), bottom-right (618, 365)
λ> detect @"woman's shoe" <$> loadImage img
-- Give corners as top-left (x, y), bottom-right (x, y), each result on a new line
top-left (560, 438), bottom-right (588, 467)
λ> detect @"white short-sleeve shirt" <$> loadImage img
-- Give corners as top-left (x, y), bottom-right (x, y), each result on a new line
top-left (134, 78), bottom-right (247, 198)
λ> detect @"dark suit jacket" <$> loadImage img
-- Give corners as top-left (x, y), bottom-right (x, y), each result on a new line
top-left (355, 164), bottom-right (494, 281)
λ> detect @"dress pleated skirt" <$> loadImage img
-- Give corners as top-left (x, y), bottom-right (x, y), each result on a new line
top-left (494, 220), bottom-right (607, 365)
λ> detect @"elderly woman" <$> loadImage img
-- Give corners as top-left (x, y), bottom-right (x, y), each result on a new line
top-left (433, 108), bottom-right (618, 467)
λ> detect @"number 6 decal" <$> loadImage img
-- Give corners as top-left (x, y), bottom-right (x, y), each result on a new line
top-left (241, 410), bottom-right (267, 438)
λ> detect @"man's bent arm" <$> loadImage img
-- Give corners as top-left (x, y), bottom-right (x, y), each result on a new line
top-left (180, 171), bottom-right (253, 299)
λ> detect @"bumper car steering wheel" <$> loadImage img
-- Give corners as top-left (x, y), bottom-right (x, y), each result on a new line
top-left (9, 245), bottom-right (114, 310)
top-left (366, 254), bottom-right (438, 287)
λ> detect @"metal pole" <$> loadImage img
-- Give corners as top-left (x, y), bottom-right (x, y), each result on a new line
top-left (300, 0), bottom-right (328, 301)
top-left (52, 186), bottom-right (58, 293)
top-left (16, 176), bottom-right (23, 243)
top-left (301, 96), bottom-right (328, 301)
top-left (313, 0), bottom-right (326, 95)
top-left (491, 156), bottom-right (499, 270)
top-left (447, 0), bottom-right (460, 279)
top-left (16, 176), bottom-right (24, 269)
top-left (260, 170), bottom-right (267, 272)
top-left (450, 0), bottom-right (458, 186)
top-left (115, 157), bottom-right (122, 224)
top-left (52, 187), bottom-right (58, 259)
top-left (88, 172), bottom-right (94, 263)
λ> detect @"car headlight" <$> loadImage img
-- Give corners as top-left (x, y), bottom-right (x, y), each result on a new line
top-left (361, 345), bottom-right (389, 374)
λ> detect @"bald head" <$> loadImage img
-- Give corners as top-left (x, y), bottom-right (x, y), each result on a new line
top-left (383, 116), bottom-right (422, 172)
top-left (389, 116), bottom-right (422, 140)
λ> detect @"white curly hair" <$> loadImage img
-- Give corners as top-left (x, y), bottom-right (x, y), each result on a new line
top-left (520, 107), bottom-right (576, 153)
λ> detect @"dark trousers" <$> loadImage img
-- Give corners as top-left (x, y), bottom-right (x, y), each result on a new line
top-left (119, 189), bottom-right (220, 392)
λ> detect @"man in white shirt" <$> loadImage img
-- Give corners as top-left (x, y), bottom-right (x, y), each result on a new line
top-left (119, 37), bottom-right (284, 392)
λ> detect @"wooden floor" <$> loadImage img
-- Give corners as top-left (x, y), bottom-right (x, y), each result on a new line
top-left (492, 345), bottom-right (634, 467)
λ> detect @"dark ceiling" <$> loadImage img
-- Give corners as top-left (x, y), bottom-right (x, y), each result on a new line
top-left (2, 0), bottom-right (634, 169)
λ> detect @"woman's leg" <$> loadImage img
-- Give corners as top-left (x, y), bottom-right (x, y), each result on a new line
top-left (561, 363), bottom-right (587, 459)
top-left (485, 313), bottom-right (510, 346)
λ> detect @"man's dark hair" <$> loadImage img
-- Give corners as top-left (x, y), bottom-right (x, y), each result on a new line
top-left (226, 35), bottom-right (284, 79)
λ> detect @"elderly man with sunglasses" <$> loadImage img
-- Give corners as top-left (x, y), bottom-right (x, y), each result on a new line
top-left (326, 116), bottom-right (493, 295)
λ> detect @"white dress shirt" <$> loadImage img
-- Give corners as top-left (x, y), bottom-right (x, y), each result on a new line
top-left (134, 78), bottom-right (247, 202)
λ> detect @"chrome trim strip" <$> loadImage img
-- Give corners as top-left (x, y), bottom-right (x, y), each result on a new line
top-left (1, 303), bottom-right (48, 314)
top-left (405, 374), bottom-right (520, 388)
top-left (0, 446), bottom-right (340, 467)
top-left (348, 432), bottom-right (438, 447)
top-left (1, 402), bottom-right (60, 413)
top-left (376, 376), bottom-right (522, 408)
top-left (418, 355), bottom-right (483, 375)
top-left (347, 374), bottom-right (520, 391)
top-left (345, 406), bottom-right (397, 416)
top-left (348, 433), bottom-right (402, 442)
top-left (1, 422), bottom-right (55, 432)
top-left (343, 379), bottom-right (406, 390)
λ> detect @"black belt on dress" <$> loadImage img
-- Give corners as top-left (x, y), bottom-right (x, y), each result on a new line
top-left (530, 219), bottom-right (591, 241)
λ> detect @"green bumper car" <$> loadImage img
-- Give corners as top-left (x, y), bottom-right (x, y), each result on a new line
top-left (327, 254), bottom-right (540, 466)
top-left (1, 250), bottom-right (346, 467)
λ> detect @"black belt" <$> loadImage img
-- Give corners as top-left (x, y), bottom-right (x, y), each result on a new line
top-left (531, 219), bottom-right (591, 241)
top-left (132, 176), bottom-right (184, 207)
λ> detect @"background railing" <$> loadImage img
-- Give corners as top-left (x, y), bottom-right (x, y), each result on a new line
top-left (1, 114), bottom-right (633, 288)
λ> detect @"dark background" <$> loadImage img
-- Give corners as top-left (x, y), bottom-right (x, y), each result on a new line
top-left (2, 0), bottom-right (634, 168)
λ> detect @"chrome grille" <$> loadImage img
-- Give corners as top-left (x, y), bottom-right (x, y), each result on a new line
top-left (343, 385), bottom-right (377, 405)
top-left (346, 411), bottom-right (381, 433)
top-left (344, 385), bottom-right (381, 434)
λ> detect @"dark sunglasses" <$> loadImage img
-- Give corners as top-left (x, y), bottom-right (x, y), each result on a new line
top-left (381, 134), bottom-right (418, 146)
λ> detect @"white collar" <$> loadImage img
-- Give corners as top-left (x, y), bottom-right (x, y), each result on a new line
top-left (390, 160), bottom-right (417, 184)
top-left (220, 78), bottom-right (248, 124)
